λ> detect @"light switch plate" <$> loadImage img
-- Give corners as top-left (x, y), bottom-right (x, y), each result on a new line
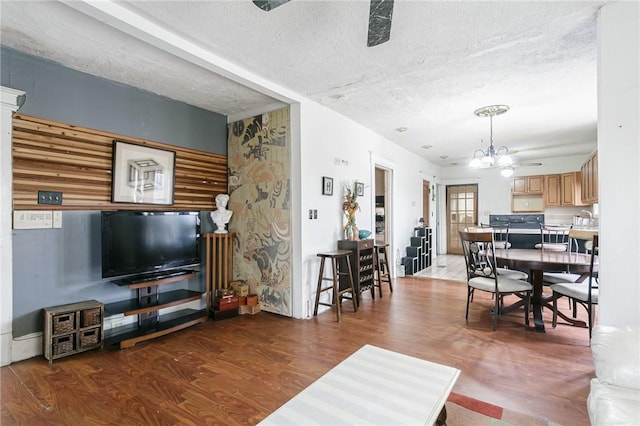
top-left (53, 211), bottom-right (62, 228)
top-left (13, 210), bottom-right (53, 229)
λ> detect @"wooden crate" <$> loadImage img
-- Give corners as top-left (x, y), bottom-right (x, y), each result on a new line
top-left (43, 300), bottom-right (104, 362)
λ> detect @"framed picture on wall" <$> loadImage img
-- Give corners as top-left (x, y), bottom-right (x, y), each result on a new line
top-left (355, 181), bottom-right (364, 196)
top-left (111, 140), bottom-right (176, 205)
top-left (322, 176), bottom-right (333, 196)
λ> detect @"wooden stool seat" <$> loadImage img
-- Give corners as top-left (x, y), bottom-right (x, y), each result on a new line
top-left (373, 243), bottom-right (393, 297)
top-left (314, 250), bottom-right (358, 321)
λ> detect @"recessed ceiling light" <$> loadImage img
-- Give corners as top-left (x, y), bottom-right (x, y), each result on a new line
top-left (440, 155), bottom-right (449, 159)
top-left (331, 94), bottom-right (348, 100)
top-left (395, 127), bottom-right (408, 133)
top-left (421, 144), bottom-right (432, 150)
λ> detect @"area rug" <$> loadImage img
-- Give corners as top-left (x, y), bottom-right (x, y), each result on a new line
top-left (447, 392), bottom-right (562, 426)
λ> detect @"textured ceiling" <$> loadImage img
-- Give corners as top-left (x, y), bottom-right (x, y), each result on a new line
top-left (1, 0), bottom-right (605, 167)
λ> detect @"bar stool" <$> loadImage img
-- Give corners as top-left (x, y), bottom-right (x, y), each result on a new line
top-left (314, 250), bottom-right (358, 321)
top-left (373, 243), bottom-right (393, 297)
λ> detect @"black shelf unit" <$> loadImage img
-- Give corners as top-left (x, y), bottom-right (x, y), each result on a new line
top-left (103, 271), bottom-right (208, 349)
top-left (402, 227), bottom-right (432, 275)
top-left (337, 239), bottom-right (375, 304)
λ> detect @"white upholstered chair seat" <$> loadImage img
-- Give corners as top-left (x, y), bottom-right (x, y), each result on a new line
top-left (469, 276), bottom-right (532, 293)
top-left (543, 272), bottom-right (584, 284)
top-left (534, 242), bottom-right (568, 251)
top-left (497, 268), bottom-right (528, 280)
top-left (493, 241), bottom-right (511, 249)
top-left (549, 281), bottom-right (599, 304)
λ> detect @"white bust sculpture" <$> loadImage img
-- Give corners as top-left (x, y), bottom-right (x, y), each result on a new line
top-left (210, 193), bottom-right (233, 234)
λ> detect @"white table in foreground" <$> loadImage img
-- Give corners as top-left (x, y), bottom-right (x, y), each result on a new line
top-left (258, 344), bottom-right (461, 426)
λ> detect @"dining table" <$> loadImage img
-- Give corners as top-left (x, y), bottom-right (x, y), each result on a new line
top-left (494, 248), bottom-right (598, 332)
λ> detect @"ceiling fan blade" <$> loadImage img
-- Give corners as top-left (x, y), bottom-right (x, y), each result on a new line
top-left (513, 162), bottom-right (543, 168)
top-left (253, 0), bottom-right (290, 12)
top-left (367, 0), bottom-right (394, 47)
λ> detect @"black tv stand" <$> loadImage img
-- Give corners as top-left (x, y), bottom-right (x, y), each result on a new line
top-left (104, 270), bottom-right (208, 349)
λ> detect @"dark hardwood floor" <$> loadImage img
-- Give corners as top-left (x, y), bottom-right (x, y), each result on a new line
top-left (1, 277), bottom-right (594, 425)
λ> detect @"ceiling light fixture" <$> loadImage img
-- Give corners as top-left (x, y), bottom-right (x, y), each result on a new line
top-left (395, 127), bottom-right (408, 133)
top-left (469, 105), bottom-right (513, 174)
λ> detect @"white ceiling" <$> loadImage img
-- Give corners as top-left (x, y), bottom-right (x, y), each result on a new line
top-left (1, 0), bottom-right (606, 168)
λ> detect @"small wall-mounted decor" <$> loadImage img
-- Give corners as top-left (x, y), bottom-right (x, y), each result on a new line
top-left (322, 176), bottom-right (334, 196)
top-left (111, 140), bottom-right (176, 205)
top-left (355, 181), bottom-right (364, 197)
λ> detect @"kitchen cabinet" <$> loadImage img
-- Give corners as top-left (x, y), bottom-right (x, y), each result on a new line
top-left (512, 175), bottom-right (544, 194)
top-left (561, 172), bottom-right (585, 206)
top-left (581, 151), bottom-right (598, 204)
top-left (545, 172), bottom-right (585, 206)
top-left (545, 174), bottom-right (562, 206)
top-left (512, 175), bottom-right (544, 212)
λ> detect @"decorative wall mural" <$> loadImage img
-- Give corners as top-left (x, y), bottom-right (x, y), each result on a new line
top-left (227, 107), bottom-right (292, 316)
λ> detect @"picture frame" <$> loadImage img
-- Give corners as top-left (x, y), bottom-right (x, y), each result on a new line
top-left (322, 176), bottom-right (333, 196)
top-left (111, 140), bottom-right (176, 205)
top-left (355, 181), bottom-right (364, 197)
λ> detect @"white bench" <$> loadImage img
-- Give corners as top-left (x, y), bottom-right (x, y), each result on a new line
top-left (259, 344), bottom-right (460, 425)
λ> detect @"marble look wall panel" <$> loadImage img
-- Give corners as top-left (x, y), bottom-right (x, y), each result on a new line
top-left (227, 107), bottom-right (292, 316)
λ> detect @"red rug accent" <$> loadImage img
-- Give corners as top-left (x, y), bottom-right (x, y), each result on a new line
top-left (447, 392), bottom-right (504, 420)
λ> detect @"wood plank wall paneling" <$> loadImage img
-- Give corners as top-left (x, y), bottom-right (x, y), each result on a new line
top-left (12, 114), bottom-right (228, 211)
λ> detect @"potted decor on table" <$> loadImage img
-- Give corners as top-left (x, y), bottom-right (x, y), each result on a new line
top-left (343, 182), bottom-right (360, 240)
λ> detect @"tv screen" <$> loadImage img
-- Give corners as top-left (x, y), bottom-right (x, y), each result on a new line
top-left (101, 211), bottom-right (201, 279)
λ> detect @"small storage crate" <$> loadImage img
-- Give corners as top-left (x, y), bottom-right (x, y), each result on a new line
top-left (53, 313), bottom-right (75, 334)
top-left (79, 328), bottom-right (101, 348)
top-left (81, 308), bottom-right (102, 327)
top-left (43, 300), bottom-right (104, 362)
top-left (52, 334), bottom-right (74, 356)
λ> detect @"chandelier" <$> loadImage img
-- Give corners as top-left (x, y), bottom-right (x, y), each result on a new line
top-left (469, 105), bottom-right (514, 177)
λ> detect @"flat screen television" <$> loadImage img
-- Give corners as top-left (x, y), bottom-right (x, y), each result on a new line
top-left (101, 211), bottom-right (201, 280)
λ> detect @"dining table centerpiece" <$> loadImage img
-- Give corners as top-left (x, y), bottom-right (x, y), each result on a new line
top-left (343, 182), bottom-right (360, 240)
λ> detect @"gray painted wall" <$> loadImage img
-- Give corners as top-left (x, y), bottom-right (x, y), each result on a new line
top-left (1, 47), bottom-right (226, 152)
top-left (2, 47), bottom-right (225, 337)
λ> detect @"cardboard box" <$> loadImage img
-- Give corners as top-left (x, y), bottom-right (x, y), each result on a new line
top-left (238, 305), bottom-right (261, 315)
top-left (246, 294), bottom-right (258, 306)
top-left (216, 288), bottom-right (235, 298)
top-left (214, 295), bottom-right (239, 311)
top-left (231, 281), bottom-right (249, 297)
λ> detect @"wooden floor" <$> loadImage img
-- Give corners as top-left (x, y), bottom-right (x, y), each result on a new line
top-left (1, 276), bottom-right (595, 426)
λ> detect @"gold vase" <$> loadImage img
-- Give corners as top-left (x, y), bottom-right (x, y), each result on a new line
top-left (344, 221), bottom-right (359, 241)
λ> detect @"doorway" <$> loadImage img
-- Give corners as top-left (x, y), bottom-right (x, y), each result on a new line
top-left (446, 184), bottom-right (478, 255)
top-left (422, 180), bottom-right (430, 227)
top-left (374, 167), bottom-right (390, 244)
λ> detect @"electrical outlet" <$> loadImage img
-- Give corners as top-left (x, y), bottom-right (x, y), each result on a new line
top-left (38, 190), bottom-right (63, 205)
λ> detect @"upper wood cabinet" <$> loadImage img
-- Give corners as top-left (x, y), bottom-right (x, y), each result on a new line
top-left (544, 172), bottom-right (585, 207)
top-left (561, 172), bottom-right (586, 206)
top-left (581, 151), bottom-right (598, 204)
top-left (545, 174), bottom-right (562, 206)
top-left (512, 175), bottom-right (544, 195)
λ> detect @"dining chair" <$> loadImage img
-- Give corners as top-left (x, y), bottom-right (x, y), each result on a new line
top-left (550, 234), bottom-right (599, 340)
top-left (544, 229), bottom-right (597, 285)
top-left (535, 224), bottom-right (574, 251)
top-left (479, 223), bottom-right (528, 281)
top-left (459, 230), bottom-right (533, 331)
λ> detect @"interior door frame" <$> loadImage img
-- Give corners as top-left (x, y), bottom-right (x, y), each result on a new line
top-left (446, 184), bottom-right (479, 255)
top-left (371, 155), bottom-right (395, 274)
top-left (422, 180), bottom-right (430, 227)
